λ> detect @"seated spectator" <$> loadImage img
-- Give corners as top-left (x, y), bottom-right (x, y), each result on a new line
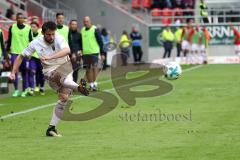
top-left (5, 4), bottom-right (15, 20)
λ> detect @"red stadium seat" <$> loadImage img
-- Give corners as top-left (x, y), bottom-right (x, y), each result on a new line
top-left (174, 7), bottom-right (183, 16)
top-left (162, 8), bottom-right (172, 16)
top-left (161, 8), bottom-right (173, 25)
top-left (151, 8), bottom-right (161, 17)
top-left (143, 0), bottom-right (152, 8)
top-left (132, 0), bottom-right (141, 9)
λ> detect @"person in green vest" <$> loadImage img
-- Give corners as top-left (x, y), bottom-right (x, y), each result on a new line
top-left (6, 12), bottom-right (32, 97)
top-left (28, 21), bottom-right (45, 96)
top-left (81, 16), bottom-right (104, 92)
top-left (162, 25), bottom-right (174, 58)
top-left (174, 25), bottom-right (183, 57)
top-left (0, 28), bottom-right (6, 71)
top-left (119, 30), bottom-right (131, 66)
top-left (56, 12), bottom-right (69, 43)
top-left (199, 0), bottom-right (209, 23)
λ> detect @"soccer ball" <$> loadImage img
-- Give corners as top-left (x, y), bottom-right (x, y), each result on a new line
top-left (164, 62), bottom-right (182, 80)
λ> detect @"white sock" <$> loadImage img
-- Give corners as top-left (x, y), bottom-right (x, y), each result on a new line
top-left (50, 101), bottom-right (67, 126)
top-left (193, 53), bottom-right (199, 64)
top-left (61, 74), bottom-right (79, 91)
top-left (90, 82), bottom-right (94, 87)
top-left (202, 52), bottom-right (206, 62)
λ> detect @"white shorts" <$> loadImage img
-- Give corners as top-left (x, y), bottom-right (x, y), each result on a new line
top-left (200, 44), bottom-right (206, 52)
top-left (45, 70), bottom-right (73, 92)
top-left (191, 44), bottom-right (199, 52)
top-left (182, 40), bottom-right (190, 50)
top-left (234, 45), bottom-right (240, 55)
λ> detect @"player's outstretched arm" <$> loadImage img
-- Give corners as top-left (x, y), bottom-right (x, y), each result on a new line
top-left (9, 55), bottom-right (24, 80)
top-left (41, 47), bottom-right (70, 61)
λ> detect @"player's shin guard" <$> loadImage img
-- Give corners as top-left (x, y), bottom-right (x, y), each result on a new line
top-left (50, 100), bottom-right (68, 126)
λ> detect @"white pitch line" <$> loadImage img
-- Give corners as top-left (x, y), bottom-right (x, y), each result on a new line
top-left (0, 65), bottom-right (204, 120)
top-left (183, 65), bottom-right (203, 72)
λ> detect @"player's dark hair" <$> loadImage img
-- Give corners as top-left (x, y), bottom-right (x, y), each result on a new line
top-left (69, 19), bottom-right (77, 24)
top-left (56, 12), bottom-right (64, 18)
top-left (101, 28), bottom-right (108, 36)
top-left (42, 21), bottom-right (57, 33)
top-left (30, 21), bottom-right (39, 27)
top-left (16, 12), bottom-right (23, 18)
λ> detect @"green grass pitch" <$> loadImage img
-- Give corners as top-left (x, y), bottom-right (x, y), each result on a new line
top-left (0, 64), bottom-right (240, 160)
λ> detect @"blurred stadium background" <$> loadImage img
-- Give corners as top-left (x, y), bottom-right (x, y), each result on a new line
top-left (1, 0), bottom-right (240, 63)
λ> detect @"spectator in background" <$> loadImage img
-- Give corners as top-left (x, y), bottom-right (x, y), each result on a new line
top-left (174, 25), bottom-right (183, 57)
top-left (0, 28), bottom-right (6, 71)
top-left (56, 12), bottom-right (69, 43)
top-left (101, 28), bottom-right (110, 70)
top-left (5, 4), bottom-right (15, 20)
top-left (184, 4), bottom-right (194, 23)
top-left (162, 26), bottom-right (174, 58)
top-left (165, 0), bottom-right (172, 8)
top-left (119, 30), bottom-right (131, 66)
top-left (68, 20), bottom-right (82, 83)
top-left (130, 26), bottom-right (143, 63)
top-left (173, 0), bottom-right (185, 8)
top-left (199, 0), bottom-right (209, 23)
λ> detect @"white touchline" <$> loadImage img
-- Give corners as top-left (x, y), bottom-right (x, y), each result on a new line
top-left (0, 65), bottom-right (203, 120)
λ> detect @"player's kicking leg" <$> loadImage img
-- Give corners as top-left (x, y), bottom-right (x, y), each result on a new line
top-left (45, 71), bottom-right (89, 137)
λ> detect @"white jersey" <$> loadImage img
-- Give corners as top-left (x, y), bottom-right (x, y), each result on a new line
top-left (22, 33), bottom-right (69, 73)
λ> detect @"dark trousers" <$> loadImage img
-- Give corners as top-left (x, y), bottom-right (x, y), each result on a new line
top-left (121, 49), bottom-right (129, 66)
top-left (202, 17), bottom-right (209, 23)
top-left (102, 52), bottom-right (108, 70)
top-left (176, 42), bottom-right (182, 57)
top-left (163, 41), bottom-right (173, 58)
top-left (132, 46), bottom-right (143, 63)
top-left (70, 53), bottom-right (81, 83)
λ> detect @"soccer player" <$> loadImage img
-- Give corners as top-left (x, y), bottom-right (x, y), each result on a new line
top-left (56, 12), bottom-right (69, 43)
top-left (188, 24), bottom-right (201, 64)
top-left (29, 21), bottom-right (45, 95)
top-left (10, 21), bottom-right (89, 137)
top-left (181, 19), bottom-right (193, 64)
top-left (230, 24), bottom-right (240, 60)
top-left (199, 27), bottom-right (210, 64)
top-left (6, 12), bottom-right (32, 97)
